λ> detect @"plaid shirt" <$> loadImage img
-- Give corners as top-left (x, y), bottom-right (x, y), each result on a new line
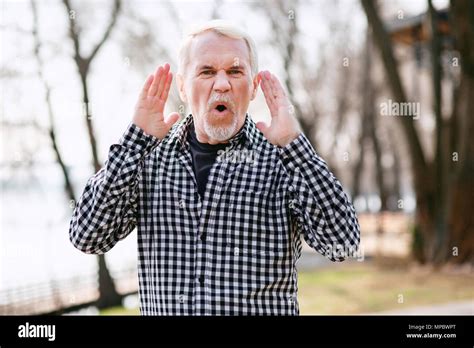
top-left (69, 114), bottom-right (360, 315)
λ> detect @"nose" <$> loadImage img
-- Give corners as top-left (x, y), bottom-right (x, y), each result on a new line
top-left (213, 70), bottom-right (231, 93)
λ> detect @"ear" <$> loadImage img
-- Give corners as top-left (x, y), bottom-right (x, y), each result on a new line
top-left (176, 73), bottom-right (188, 103)
top-left (250, 73), bottom-right (259, 101)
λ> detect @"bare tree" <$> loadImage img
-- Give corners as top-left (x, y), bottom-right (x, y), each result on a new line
top-left (255, 0), bottom-right (318, 148)
top-left (447, 0), bottom-right (474, 263)
top-left (118, 2), bottom-right (182, 112)
top-left (361, 0), bottom-right (474, 264)
top-left (352, 31), bottom-right (373, 200)
top-left (387, 128), bottom-right (402, 208)
top-left (257, 0), bottom-right (384, 189)
top-left (30, 0), bottom-right (75, 204)
top-left (62, 0), bottom-right (123, 308)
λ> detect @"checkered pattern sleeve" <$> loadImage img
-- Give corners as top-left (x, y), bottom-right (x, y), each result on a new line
top-left (279, 133), bottom-right (360, 262)
top-left (69, 123), bottom-right (160, 254)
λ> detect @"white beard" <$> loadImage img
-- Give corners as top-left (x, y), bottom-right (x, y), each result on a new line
top-left (203, 93), bottom-right (238, 141)
top-left (203, 115), bottom-right (238, 142)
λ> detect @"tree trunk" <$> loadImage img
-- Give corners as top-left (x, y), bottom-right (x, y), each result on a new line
top-left (352, 124), bottom-right (367, 200)
top-left (428, 0), bottom-right (449, 264)
top-left (78, 72), bottom-right (121, 308)
top-left (63, 0), bottom-right (123, 307)
top-left (446, 0), bottom-right (474, 263)
top-left (96, 254), bottom-right (122, 309)
top-left (361, 0), bottom-right (474, 264)
top-left (388, 130), bottom-right (402, 210)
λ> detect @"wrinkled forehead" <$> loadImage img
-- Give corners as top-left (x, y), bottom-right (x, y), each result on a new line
top-left (188, 31), bottom-right (252, 70)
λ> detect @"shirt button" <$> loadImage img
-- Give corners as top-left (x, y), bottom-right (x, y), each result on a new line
top-left (198, 276), bottom-right (204, 284)
top-left (178, 199), bottom-right (185, 208)
top-left (177, 294), bottom-right (185, 303)
top-left (234, 247), bottom-right (240, 256)
top-left (200, 232), bottom-right (206, 242)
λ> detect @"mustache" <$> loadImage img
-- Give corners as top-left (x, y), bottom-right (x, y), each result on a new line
top-left (207, 94), bottom-right (236, 112)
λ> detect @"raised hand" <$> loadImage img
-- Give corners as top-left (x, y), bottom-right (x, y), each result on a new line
top-left (132, 63), bottom-right (180, 139)
top-left (256, 71), bottom-right (301, 147)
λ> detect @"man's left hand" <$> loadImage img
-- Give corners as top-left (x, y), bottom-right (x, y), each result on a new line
top-left (257, 71), bottom-right (301, 147)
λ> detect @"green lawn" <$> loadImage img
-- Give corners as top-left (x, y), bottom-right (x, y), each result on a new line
top-left (298, 261), bottom-right (473, 314)
top-left (100, 260), bottom-right (473, 315)
top-left (100, 306), bottom-right (140, 315)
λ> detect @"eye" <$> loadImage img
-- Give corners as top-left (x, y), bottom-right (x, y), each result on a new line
top-left (200, 70), bottom-right (215, 76)
top-left (228, 69), bottom-right (243, 75)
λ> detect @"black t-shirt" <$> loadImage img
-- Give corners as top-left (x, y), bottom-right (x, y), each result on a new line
top-left (187, 124), bottom-right (229, 198)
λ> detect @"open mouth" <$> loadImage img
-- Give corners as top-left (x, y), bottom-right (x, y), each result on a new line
top-left (215, 104), bottom-right (227, 112)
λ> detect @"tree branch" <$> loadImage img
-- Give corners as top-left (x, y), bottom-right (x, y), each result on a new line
top-left (62, 0), bottom-right (121, 73)
top-left (62, 0), bottom-right (82, 66)
top-left (88, 0), bottom-right (121, 62)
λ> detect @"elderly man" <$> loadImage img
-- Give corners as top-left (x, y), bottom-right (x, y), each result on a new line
top-left (69, 20), bottom-right (360, 315)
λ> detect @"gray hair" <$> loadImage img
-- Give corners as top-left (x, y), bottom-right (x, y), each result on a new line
top-left (177, 20), bottom-right (258, 77)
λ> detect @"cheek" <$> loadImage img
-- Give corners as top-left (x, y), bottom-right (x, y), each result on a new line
top-left (190, 82), bottom-right (211, 105)
top-left (235, 84), bottom-right (253, 105)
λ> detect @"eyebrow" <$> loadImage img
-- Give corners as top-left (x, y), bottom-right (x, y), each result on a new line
top-left (197, 65), bottom-right (215, 71)
top-left (196, 65), bottom-right (245, 71)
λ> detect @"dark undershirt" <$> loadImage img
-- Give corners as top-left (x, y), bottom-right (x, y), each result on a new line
top-left (187, 124), bottom-right (229, 198)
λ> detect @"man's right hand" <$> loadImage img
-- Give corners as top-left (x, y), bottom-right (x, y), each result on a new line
top-left (132, 63), bottom-right (180, 139)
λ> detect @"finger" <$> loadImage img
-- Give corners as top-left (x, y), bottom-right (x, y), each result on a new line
top-left (165, 111), bottom-right (180, 127)
top-left (264, 71), bottom-right (279, 100)
top-left (261, 83), bottom-right (276, 113)
top-left (260, 72), bottom-right (277, 115)
top-left (139, 74), bottom-right (154, 100)
top-left (259, 72), bottom-right (273, 103)
top-left (256, 121), bottom-right (270, 136)
top-left (264, 71), bottom-right (276, 93)
top-left (269, 73), bottom-right (286, 99)
top-left (156, 63), bottom-right (171, 98)
top-left (261, 71), bottom-right (280, 102)
top-left (148, 66), bottom-right (163, 97)
top-left (160, 72), bottom-right (173, 102)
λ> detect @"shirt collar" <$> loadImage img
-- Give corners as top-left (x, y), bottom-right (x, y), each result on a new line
top-left (169, 113), bottom-right (257, 150)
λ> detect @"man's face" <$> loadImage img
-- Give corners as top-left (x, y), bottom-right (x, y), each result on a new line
top-left (177, 31), bottom-right (258, 143)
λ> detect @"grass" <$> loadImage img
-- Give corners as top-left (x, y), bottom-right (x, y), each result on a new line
top-left (100, 306), bottom-right (140, 315)
top-left (298, 260), bottom-right (473, 314)
top-left (100, 260), bottom-right (473, 315)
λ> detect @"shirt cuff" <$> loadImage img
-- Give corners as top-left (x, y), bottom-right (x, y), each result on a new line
top-left (118, 123), bottom-right (161, 155)
top-left (278, 133), bottom-right (321, 169)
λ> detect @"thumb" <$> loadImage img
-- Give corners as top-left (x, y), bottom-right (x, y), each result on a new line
top-left (256, 121), bottom-right (270, 135)
top-left (164, 112), bottom-right (180, 128)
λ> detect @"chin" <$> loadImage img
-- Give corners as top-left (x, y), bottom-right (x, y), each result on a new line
top-left (204, 113), bottom-right (238, 142)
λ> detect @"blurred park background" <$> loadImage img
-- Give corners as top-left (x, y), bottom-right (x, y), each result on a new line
top-left (0, 0), bottom-right (473, 315)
